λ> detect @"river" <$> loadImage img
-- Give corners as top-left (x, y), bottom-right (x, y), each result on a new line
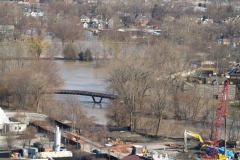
top-left (54, 60), bottom-right (110, 125)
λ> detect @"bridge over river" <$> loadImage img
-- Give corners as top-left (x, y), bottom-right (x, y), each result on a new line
top-left (44, 90), bottom-right (117, 103)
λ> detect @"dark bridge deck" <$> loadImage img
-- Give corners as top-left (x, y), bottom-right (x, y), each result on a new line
top-left (45, 90), bottom-right (116, 103)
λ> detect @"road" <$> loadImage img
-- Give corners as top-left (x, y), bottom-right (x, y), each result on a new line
top-left (5, 111), bottom-right (48, 124)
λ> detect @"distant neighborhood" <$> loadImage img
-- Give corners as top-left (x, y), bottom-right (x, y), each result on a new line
top-left (2, 0), bottom-right (240, 160)
top-left (1, 0), bottom-right (240, 85)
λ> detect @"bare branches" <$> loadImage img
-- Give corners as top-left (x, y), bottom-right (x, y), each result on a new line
top-left (3, 131), bottom-right (16, 150)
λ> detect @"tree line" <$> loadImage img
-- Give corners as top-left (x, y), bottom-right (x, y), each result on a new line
top-left (0, 0), bottom-right (240, 145)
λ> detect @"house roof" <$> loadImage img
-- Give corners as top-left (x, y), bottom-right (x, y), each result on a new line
top-left (121, 155), bottom-right (148, 160)
top-left (223, 38), bottom-right (231, 43)
top-left (81, 15), bottom-right (89, 19)
top-left (201, 68), bottom-right (216, 72)
top-left (229, 67), bottom-right (240, 76)
top-left (0, 25), bottom-right (15, 31)
top-left (135, 14), bottom-right (149, 21)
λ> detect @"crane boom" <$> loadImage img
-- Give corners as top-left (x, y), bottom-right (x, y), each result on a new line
top-left (209, 80), bottom-right (229, 158)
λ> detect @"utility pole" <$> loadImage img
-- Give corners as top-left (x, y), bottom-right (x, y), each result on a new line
top-left (224, 115), bottom-right (227, 156)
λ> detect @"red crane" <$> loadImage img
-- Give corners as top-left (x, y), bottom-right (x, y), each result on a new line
top-left (209, 80), bottom-right (229, 158)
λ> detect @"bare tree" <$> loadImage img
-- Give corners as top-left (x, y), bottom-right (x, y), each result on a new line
top-left (29, 61), bottom-right (63, 112)
top-left (13, 13), bottom-right (29, 40)
top-left (5, 69), bottom-right (31, 109)
top-left (149, 79), bottom-right (170, 136)
top-left (177, 90), bottom-right (210, 120)
top-left (17, 126), bottom-right (36, 149)
top-left (64, 95), bottom-right (83, 131)
top-left (107, 55), bottom-right (152, 131)
top-left (52, 17), bottom-right (83, 46)
top-left (94, 4), bottom-right (114, 20)
top-left (3, 131), bottom-right (15, 150)
top-left (107, 100), bottom-right (130, 127)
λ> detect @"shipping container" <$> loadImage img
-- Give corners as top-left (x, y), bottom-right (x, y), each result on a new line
top-left (20, 148), bottom-right (28, 157)
top-left (0, 151), bottom-right (11, 158)
top-left (41, 147), bottom-right (53, 152)
top-left (37, 151), bottom-right (73, 158)
top-left (28, 147), bottom-right (38, 156)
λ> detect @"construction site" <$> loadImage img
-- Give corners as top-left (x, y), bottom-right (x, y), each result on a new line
top-left (0, 79), bottom-right (240, 160)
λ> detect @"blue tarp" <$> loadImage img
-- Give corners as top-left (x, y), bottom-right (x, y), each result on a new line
top-left (206, 146), bottom-right (234, 157)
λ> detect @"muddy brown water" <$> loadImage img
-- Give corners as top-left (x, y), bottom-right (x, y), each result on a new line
top-left (55, 60), bottom-right (110, 125)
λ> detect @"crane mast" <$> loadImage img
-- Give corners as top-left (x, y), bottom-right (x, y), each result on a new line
top-left (210, 80), bottom-right (229, 158)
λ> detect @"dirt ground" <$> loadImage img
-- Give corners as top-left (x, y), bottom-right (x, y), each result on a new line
top-left (106, 130), bottom-right (204, 159)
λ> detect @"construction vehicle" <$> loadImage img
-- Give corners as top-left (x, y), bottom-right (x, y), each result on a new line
top-left (205, 80), bottom-right (234, 159)
top-left (183, 130), bottom-right (208, 152)
top-left (208, 80), bottom-right (233, 159)
top-left (143, 146), bottom-right (151, 154)
top-left (112, 138), bottom-right (123, 145)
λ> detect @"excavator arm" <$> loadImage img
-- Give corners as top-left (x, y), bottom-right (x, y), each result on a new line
top-left (184, 130), bottom-right (204, 152)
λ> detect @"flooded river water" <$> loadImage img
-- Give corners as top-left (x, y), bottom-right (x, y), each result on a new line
top-left (54, 60), bottom-right (110, 125)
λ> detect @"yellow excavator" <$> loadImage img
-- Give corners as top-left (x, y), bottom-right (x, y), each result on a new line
top-left (183, 130), bottom-right (211, 152)
top-left (183, 130), bottom-right (235, 159)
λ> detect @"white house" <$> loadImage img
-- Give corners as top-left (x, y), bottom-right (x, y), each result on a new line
top-left (0, 25), bottom-right (15, 34)
top-left (91, 18), bottom-right (99, 23)
top-left (83, 22), bottom-right (89, 28)
top-left (80, 15), bottom-right (90, 23)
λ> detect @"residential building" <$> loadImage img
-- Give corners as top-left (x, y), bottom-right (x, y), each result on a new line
top-left (83, 22), bottom-right (89, 28)
top-left (24, 0), bottom-right (40, 3)
top-left (64, 0), bottom-right (73, 4)
top-left (80, 15), bottom-right (90, 23)
top-left (229, 66), bottom-right (240, 79)
top-left (135, 15), bottom-right (149, 27)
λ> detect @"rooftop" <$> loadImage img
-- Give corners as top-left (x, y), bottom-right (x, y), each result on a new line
top-left (229, 67), bottom-right (240, 76)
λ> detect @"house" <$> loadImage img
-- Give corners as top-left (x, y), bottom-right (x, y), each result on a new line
top-left (64, 0), bottom-right (73, 4)
top-left (89, 22), bottom-right (98, 28)
top-left (200, 68), bottom-right (217, 78)
top-left (91, 18), bottom-right (99, 23)
top-left (201, 56), bottom-right (216, 66)
top-left (80, 15), bottom-right (90, 23)
top-left (228, 66), bottom-right (240, 79)
top-left (83, 22), bottom-right (89, 28)
top-left (87, 0), bottom-right (97, 4)
top-left (0, 25), bottom-right (15, 34)
top-left (222, 38), bottom-right (231, 46)
top-left (135, 15), bottom-right (149, 27)
top-left (25, 0), bottom-right (40, 3)
top-left (106, 19), bottom-right (113, 28)
top-left (30, 12), bottom-right (44, 17)
top-left (202, 19), bottom-right (213, 25)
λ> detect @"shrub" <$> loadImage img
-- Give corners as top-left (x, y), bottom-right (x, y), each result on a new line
top-left (78, 49), bottom-right (93, 61)
top-left (63, 44), bottom-right (77, 61)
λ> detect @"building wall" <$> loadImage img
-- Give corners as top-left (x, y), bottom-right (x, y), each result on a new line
top-left (24, 0), bottom-right (40, 3)
top-left (5, 123), bottom-right (27, 133)
top-left (64, 0), bottom-right (73, 4)
top-left (230, 76), bottom-right (240, 79)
